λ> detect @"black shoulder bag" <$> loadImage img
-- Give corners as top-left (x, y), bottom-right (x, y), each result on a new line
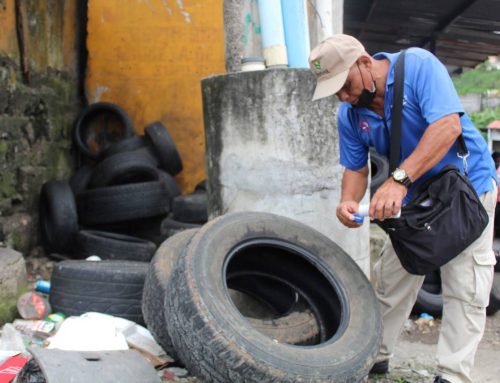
top-left (376, 51), bottom-right (489, 275)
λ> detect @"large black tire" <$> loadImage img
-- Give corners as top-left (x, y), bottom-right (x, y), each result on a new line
top-left (142, 229), bottom-right (198, 359)
top-left (412, 271), bottom-right (443, 317)
top-left (172, 191), bottom-right (208, 223)
top-left (486, 272), bottom-right (500, 316)
top-left (157, 171), bottom-right (181, 206)
top-left (245, 302), bottom-right (319, 346)
top-left (50, 260), bottom-right (148, 325)
top-left (89, 149), bottom-right (159, 188)
top-left (160, 215), bottom-right (202, 238)
top-left (39, 180), bottom-right (79, 254)
top-left (85, 215), bottom-right (169, 246)
top-left (414, 271), bottom-right (500, 317)
top-left (370, 149), bottom-right (389, 196)
top-left (143, 229), bottom-right (318, 361)
top-left (75, 230), bottom-right (157, 262)
top-left (413, 285), bottom-right (443, 318)
top-left (98, 135), bottom-right (151, 160)
top-left (165, 212), bottom-right (381, 383)
top-left (77, 181), bottom-right (171, 225)
top-left (73, 102), bottom-right (134, 159)
top-left (69, 165), bottom-right (93, 196)
top-left (144, 121), bottom-right (182, 176)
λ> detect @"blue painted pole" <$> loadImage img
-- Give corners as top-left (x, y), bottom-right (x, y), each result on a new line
top-left (257, 0), bottom-right (288, 67)
top-left (281, 0), bottom-right (310, 68)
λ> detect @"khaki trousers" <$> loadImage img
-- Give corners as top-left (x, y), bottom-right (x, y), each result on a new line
top-left (373, 182), bottom-right (497, 383)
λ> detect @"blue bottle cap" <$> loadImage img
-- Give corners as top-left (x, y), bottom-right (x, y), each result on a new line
top-left (352, 214), bottom-right (364, 223)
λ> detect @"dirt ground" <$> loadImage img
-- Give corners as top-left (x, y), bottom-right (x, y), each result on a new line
top-left (24, 253), bottom-right (500, 383)
top-left (158, 311), bottom-right (500, 382)
top-left (367, 311), bottom-right (500, 383)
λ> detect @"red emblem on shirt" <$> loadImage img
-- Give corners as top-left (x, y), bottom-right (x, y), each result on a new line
top-left (359, 120), bottom-right (371, 133)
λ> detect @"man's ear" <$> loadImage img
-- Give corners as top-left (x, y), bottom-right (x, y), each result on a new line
top-left (357, 55), bottom-right (372, 69)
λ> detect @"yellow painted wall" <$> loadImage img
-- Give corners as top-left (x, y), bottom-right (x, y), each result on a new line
top-left (0, 0), bottom-right (80, 74)
top-left (85, 0), bottom-right (225, 192)
top-left (0, 0), bottom-right (18, 56)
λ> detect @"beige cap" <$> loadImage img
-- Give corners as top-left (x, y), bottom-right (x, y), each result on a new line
top-left (309, 34), bottom-right (366, 101)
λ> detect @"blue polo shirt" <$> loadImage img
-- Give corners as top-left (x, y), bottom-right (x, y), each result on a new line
top-left (338, 48), bottom-right (496, 199)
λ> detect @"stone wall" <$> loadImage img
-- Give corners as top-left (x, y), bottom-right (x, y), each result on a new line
top-left (0, 55), bottom-right (81, 255)
top-left (0, 0), bottom-right (84, 256)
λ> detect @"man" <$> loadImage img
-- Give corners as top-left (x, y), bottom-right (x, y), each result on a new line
top-left (309, 34), bottom-right (497, 383)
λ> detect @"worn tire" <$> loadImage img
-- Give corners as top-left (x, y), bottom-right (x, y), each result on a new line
top-left (39, 180), bottom-right (79, 254)
top-left (414, 271), bottom-right (500, 317)
top-left (75, 230), bottom-right (157, 262)
top-left (69, 165), bottom-right (93, 196)
top-left (194, 179), bottom-right (207, 192)
top-left (160, 216), bottom-right (202, 238)
top-left (50, 260), bottom-right (148, 325)
top-left (165, 212), bottom-right (381, 383)
top-left (157, 171), bottom-right (181, 204)
top-left (413, 284), bottom-right (443, 317)
top-left (370, 149), bottom-right (389, 196)
top-left (73, 102), bottom-right (134, 159)
top-left (144, 121), bottom-right (182, 176)
top-left (486, 272), bottom-right (500, 316)
top-left (172, 191), bottom-right (208, 223)
top-left (89, 149), bottom-right (159, 188)
top-left (142, 229), bottom-right (198, 359)
top-left (98, 135), bottom-right (151, 160)
top-left (77, 181), bottom-right (171, 225)
top-left (143, 229), bottom-right (318, 361)
top-left (246, 304), bottom-right (319, 345)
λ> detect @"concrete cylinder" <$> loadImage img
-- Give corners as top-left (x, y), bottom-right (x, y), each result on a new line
top-left (202, 68), bottom-right (370, 275)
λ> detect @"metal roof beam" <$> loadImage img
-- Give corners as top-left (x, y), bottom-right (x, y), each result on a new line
top-left (418, 0), bottom-right (480, 48)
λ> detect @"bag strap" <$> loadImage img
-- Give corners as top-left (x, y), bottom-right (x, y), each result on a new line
top-left (388, 51), bottom-right (470, 175)
top-left (389, 51), bottom-right (405, 174)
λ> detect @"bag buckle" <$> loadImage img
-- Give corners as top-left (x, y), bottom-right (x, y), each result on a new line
top-left (457, 151), bottom-right (470, 176)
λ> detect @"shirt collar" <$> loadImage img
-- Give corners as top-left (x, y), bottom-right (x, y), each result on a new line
top-left (373, 51), bottom-right (400, 87)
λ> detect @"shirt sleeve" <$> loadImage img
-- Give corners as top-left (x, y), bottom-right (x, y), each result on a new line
top-left (338, 104), bottom-right (369, 170)
top-left (407, 49), bottom-right (464, 125)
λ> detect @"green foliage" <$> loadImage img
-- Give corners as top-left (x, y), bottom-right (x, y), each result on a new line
top-left (452, 63), bottom-right (500, 95)
top-left (470, 106), bottom-right (500, 129)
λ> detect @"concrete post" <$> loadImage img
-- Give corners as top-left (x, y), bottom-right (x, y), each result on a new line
top-left (202, 68), bottom-right (370, 275)
top-left (309, 0), bottom-right (344, 49)
top-left (223, 0), bottom-right (263, 73)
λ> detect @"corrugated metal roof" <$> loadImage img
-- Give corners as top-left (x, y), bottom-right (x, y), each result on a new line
top-left (487, 120), bottom-right (500, 129)
top-left (344, 0), bottom-right (500, 70)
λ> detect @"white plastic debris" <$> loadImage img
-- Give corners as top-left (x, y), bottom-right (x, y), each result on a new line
top-left (85, 255), bottom-right (102, 261)
top-left (47, 314), bottom-right (128, 351)
top-left (46, 312), bottom-right (165, 357)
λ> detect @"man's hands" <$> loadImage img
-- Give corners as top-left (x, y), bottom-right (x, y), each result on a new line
top-left (337, 178), bottom-right (407, 228)
top-left (336, 200), bottom-right (362, 228)
top-left (369, 178), bottom-right (407, 220)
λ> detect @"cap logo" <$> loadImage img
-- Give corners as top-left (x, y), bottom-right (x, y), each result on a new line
top-left (313, 60), bottom-right (322, 70)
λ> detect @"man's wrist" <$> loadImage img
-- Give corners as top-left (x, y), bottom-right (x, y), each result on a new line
top-left (391, 167), bottom-right (413, 188)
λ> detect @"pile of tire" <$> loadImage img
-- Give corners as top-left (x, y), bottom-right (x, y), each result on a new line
top-left (142, 211), bottom-right (382, 382)
top-left (412, 268), bottom-right (500, 317)
top-left (369, 149), bottom-right (389, 196)
top-left (39, 102), bottom-right (208, 324)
